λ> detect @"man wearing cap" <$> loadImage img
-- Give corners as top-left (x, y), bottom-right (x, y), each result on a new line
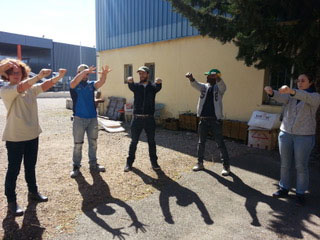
top-left (69, 64), bottom-right (111, 178)
top-left (185, 69), bottom-right (231, 176)
top-left (124, 66), bottom-right (162, 172)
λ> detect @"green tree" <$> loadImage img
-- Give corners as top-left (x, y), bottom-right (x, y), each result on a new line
top-left (167, 0), bottom-right (320, 88)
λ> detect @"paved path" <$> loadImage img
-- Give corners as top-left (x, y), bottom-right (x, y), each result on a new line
top-left (56, 153), bottom-right (320, 240)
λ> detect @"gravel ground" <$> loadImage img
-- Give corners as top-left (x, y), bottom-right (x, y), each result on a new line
top-left (0, 98), bottom-right (307, 239)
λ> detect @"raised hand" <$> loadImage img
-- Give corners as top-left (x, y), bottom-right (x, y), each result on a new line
top-left (82, 66), bottom-right (96, 75)
top-left (0, 61), bottom-right (18, 78)
top-left (264, 86), bottom-right (273, 95)
top-left (38, 69), bottom-right (52, 80)
top-left (279, 85), bottom-right (295, 95)
top-left (99, 65), bottom-right (112, 76)
top-left (58, 68), bottom-right (67, 78)
top-left (127, 76), bottom-right (134, 83)
top-left (185, 72), bottom-right (193, 80)
top-left (155, 77), bottom-right (162, 84)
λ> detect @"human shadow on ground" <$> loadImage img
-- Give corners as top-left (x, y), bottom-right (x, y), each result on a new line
top-left (2, 201), bottom-right (45, 240)
top-left (132, 168), bottom-right (213, 225)
top-left (203, 169), bottom-right (320, 239)
top-left (75, 171), bottom-right (147, 240)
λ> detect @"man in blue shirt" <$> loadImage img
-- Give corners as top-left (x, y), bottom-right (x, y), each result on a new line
top-left (69, 64), bottom-right (111, 178)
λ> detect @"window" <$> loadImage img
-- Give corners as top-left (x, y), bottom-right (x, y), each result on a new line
top-left (145, 63), bottom-right (155, 82)
top-left (124, 64), bottom-right (133, 83)
top-left (263, 67), bottom-right (293, 105)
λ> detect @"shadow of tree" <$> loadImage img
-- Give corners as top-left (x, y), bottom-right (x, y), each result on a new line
top-left (132, 168), bottom-right (213, 225)
top-left (2, 201), bottom-right (45, 240)
top-left (75, 171), bottom-right (147, 240)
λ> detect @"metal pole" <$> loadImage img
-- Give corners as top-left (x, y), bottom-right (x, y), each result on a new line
top-left (80, 41), bottom-right (82, 64)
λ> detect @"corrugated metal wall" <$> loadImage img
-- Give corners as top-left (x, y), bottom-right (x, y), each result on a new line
top-left (0, 31), bottom-right (52, 49)
top-left (53, 42), bottom-right (97, 79)
top-left (96, 0), bottom-right (199, 51)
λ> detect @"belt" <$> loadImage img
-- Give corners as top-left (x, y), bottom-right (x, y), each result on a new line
top-left (199, 117), bottom-right (217, 120)
top-left (134, 114), bottom-right (153, 118)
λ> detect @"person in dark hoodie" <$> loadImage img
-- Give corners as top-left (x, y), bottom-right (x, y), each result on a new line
top-left (124, 66), bottom-right (162, 172)
top-left (265, 73), bottom-right (320, 206)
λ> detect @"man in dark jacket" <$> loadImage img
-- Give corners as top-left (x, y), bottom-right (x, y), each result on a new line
top-left (124, 66), bottom-right (162, 172)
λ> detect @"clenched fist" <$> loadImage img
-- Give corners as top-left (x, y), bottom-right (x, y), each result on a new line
top-left (127, 76), bottom-right (134, 83)
top-left (155, 78), bottom-right (162, 84)
top-left (264, 86), bottom-right (273, 95)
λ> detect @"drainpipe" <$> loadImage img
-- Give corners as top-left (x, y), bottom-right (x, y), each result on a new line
top-left (17, 44), bottom-right (22, 60)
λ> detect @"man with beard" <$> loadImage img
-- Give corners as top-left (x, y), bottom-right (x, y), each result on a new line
top-left (124, 66), bottom-right (162, 172)
top-left (185, 69), bottom-right (230, 176)
top-left (69, 64), bottom-right (111, 178)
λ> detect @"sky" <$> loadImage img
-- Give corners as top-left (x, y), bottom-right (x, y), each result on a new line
top-left (1, 0), bottom-right (96, 47)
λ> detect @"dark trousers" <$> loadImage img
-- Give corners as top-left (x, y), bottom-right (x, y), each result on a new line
top-left (5, 138), bottom-right (39, 203)
top-left (197, 119), bottom-right (230, 167)
top-left (127, 117), bottom-right (158, 166)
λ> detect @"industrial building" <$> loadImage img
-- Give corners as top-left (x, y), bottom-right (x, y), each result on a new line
top-left (0, 31), bottom-right (97, 83)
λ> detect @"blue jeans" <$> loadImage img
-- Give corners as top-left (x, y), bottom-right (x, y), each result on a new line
top-left (72, 116), bottom-right (99, 167)
top-left (278, 131), bottom-right (315, 194)
top-left (197, 119), bottom-right (230, 167)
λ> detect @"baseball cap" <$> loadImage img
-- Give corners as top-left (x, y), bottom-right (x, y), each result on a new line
top-left (204, 69), bottom-right (221, 76)
top-left (77, 64), bottom-right (89, 73)
top-left (137, 66), bottom-right (150, 73)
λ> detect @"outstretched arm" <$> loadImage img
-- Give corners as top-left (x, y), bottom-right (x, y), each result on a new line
top-left (155, 77), bottom-right (162, 93)
top-left (41, 69), bottom-right (67, 92)
top-left (94, 65), bottom-right (112, 89)
top-left (17, 69), bottom-right (52, 93)
top-left (127, 76), bottom-right (137, 92)
top-left (70, 66), bottom-right (96, 89)
top-left (185, 72), bottom-right (204, 91)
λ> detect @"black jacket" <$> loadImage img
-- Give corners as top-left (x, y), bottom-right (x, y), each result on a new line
top-left (128, 81), bottom-right (162, 115)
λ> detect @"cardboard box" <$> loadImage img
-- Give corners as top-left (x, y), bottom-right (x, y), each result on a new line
top-left (248, 111), bottom-right (281, 130)
top-left (223, 120), bottom-right (232, 138)
top-left (238, 122), bottom-right (248, 142)
top-left (230, 121), bottom-right (240, 139)
top-left (248, 129), bottom-right (278, 150)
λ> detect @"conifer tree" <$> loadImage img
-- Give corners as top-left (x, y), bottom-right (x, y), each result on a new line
top-left (167, 0), bottom-right (320, 89)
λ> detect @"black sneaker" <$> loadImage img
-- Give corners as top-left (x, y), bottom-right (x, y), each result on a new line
top-left (296, 194), bottom-right (306, 206)
top-left (70, 166), bottom-right (80, 178)
top-left (28, 192), bottom-right (48, 202)
top-left (124, 164), bottom-right (132, 172)
top-left (8, 202), bottom-right (24, 217)
top-left (272, 188), bottom-right (289, 198)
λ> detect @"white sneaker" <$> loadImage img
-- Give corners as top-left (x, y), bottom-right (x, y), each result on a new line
top-left (90, 164), bottom-right (106, 172)
top-left (221, 166), bottom-right (230, 176)
top-left (192, 162), bottom-right (204, 171)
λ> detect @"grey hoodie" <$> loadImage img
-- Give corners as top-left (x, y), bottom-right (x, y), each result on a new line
top-left (271, 89), bottom-right (320, 135)
top-left (190, 79), bottom-right (226, 119)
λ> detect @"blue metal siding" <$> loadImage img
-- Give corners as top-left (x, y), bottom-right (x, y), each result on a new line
top-left (53, 42), bottom-right (97, 78)
top-left (96, 0), bottom-right (199, 51)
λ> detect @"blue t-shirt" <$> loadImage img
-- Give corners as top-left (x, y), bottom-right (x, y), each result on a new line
top-left (70, 81), bottom-right (97, 118)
